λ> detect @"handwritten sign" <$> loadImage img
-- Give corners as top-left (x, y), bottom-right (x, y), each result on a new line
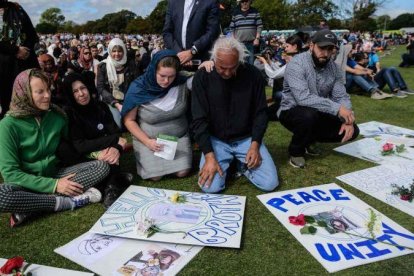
top-left (257, 183), bottom-right (414, 273)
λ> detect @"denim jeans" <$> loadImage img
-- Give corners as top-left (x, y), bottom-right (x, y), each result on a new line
top-left (198, 137), bottom-right (278, 193)
top-left (345, 73), bottom-right (378, 93)
top-left (243, 42), bottom-right (255, 65)
top-left (374, 67), bottom-right (407, 91)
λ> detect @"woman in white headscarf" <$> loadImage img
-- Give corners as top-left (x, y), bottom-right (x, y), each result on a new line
top-left (97, 38), bottom-right (140, 128)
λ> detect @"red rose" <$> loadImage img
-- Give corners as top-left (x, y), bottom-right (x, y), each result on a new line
top-left (382, 143), bottom-right (394, 152)
top-left (0, 256), bottom-right (24, 273)
top-left (401, 194), bottom-right (412, 201)
top-left (289, 214), bottom-right (306, 226)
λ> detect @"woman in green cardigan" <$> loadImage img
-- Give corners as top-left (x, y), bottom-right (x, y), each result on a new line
top-left (0, 69), bottom-right (110, 227)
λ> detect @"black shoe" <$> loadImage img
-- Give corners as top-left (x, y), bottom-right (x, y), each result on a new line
top-left (119, 172), bottom-right (134, 184)
top-left (103, 187), bottom-right (122, 209)
top-left (10, 213), bottom-right (31, 228)
top-left (305, 145), bottom-right (321, 156)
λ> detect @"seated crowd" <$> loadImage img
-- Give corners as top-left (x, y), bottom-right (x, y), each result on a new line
top-left (0, 29), bottom-right (412, 227)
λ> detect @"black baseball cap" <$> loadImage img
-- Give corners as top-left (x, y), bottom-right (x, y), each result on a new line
top-left (312, 29), bottom-right (338, 47)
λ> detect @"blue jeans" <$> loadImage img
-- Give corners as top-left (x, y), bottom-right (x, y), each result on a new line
top-left (243, 42), bottom-right (255, 65)
top-left (346, 73), bottom-right (378, 93)
top-left (198, 137), bottom-right (278, 193)
top-left (374, 67), bottom-right (407, 92)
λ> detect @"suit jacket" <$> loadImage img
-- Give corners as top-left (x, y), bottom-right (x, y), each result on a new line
top-left (162, 0), bottom-right (220, 61)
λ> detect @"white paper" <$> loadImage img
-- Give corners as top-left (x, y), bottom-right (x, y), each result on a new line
top-left (89, 186), bottom-right (246, 248)
top-left (154, 137), bottom-right (178, 160)
top-left (334, 137), bottom-right (414, 164)
top-left (148, 203), bottom-right (202, 224)
top-left (358, 121), bottom-right (414, 146)
top-left (257, 183), bottom-right (414, 273)
top-left (337, 163), bottom-right (414, 217)
top-left (55, 232), bottom-right (203, 276)
top-left (0, 258), bottom-right (93, 276)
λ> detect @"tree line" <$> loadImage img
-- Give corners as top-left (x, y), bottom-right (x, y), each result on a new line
top-left (35, 0), bottom-right (414, 34)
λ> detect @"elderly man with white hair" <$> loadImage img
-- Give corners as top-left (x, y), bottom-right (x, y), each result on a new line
top-left (191, 37), bottom-right (279, 194)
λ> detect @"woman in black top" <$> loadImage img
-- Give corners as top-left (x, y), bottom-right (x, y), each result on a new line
top-left (62, 73), bottom-right (132, 208)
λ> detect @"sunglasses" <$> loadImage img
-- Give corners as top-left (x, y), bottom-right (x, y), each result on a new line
top-left (83, 52), bottom-right (91, 55)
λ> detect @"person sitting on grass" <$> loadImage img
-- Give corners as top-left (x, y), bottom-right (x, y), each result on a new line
top-left (0, 69), bottom-right (110, 227)
top-left (61, 73), bottom-right (133, 208)
top-left (345, 46), bottom-right (394, 100)
top-left (361, 43), bottom-right (414, 96)
top-left (278, 29), bottom-right (360, 169)
top-left (122, 50), bottom-right (192, 181)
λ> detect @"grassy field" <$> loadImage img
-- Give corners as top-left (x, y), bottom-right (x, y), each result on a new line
top-left (1, 46), bottom-right (414, 275)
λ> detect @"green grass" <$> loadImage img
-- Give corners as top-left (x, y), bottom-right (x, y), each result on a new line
top-left (1, 46), bottom-right (414, 275)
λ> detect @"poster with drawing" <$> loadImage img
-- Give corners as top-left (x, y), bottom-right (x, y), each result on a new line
top-left (54, 232), bottom-right (203, 276)
top-left (89, 186), bottom-right (246, 248)
top-left (358, 121), bottom-right (414, 146)
top-left (0, 258), bottom-right (93, 276)
top-left (337, 163), bottom-right (414, 217)
top-left (257, 183), bottom-right (414, 273)
top-left (334, 137), bottom-right (414, 164)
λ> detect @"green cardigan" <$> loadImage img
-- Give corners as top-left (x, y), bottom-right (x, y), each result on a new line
top-left (0, 110), bottom-right (67, 193)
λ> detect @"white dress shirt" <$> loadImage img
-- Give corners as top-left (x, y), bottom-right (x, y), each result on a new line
top-left (181, 0), bottom-right (196, 49)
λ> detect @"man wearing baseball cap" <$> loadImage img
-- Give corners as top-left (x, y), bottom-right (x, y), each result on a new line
top-left (277, 29), bottom-right (359, 168)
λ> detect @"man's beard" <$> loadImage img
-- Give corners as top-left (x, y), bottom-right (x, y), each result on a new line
top-left (311, 50), bottom-right (329, 68)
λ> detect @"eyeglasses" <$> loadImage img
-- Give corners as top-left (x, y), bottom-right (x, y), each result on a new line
top-left (83, 52), bottom-right (91, 55)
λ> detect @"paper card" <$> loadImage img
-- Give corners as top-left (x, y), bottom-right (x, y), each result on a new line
top-left (334, 137), bottom-right (414, 164)
top-left (154, 134), bottom-right (178, 160)
top-left (257, 183), bottom-right (414, 273)
top-left (55, 232), bottom-right (202, 276)
top-left (358, 121), bottom-right (414, 146)
top-left (337, 163), bottom-right (414, 217)
top-left (148, 203), bottom-right (202, 224)
top-left (89, 186), bottom-right (246, 248)
top-left (0, 258), bottom-right (93, 276)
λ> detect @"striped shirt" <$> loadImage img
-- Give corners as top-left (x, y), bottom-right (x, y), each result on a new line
top-left (229, 7), bottom-right (263, 42)
top-left (278, 51), bottom-right (352, 117)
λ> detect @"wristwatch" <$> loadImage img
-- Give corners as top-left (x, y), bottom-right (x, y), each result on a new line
top-left (191, 45), bottom-right (198, 55)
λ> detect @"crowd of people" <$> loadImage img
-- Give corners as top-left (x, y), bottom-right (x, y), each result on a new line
top-left (0, 0), bottom-right (413, 227)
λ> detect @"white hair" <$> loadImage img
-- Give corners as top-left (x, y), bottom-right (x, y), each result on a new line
top-left (210, 37), bottom-right (249, 64)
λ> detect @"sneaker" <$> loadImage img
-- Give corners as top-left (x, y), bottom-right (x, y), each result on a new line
top-left (71, 187), bottom-right (102, 209)
top-left (305, 145), bottom-right (321, 156)
top-left (289, 156), bottom-right (305, 168)
top-left (394, 90), bottom-right (408, 98)
top-left (401, 88), bottom-right (414, 95)
top-left (10, 213), bottom-right (31, 228)
top-left (370, 89), bottom-right (392, 100)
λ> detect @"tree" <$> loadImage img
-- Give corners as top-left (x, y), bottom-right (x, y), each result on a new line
top-left (146, 0), bottom-right (168, 33)
top-left (39, 7), bottom-right (65, 26)
top-left (376, 14), bottom-right (391, 30)
top-left (254, 0), bottom-right (291, 30)
top-left (290, 0), bottom-right (339, 28)
top-left (35, 22), bottom-right (57, 34)
top-left (125, 16), bottom-right (152, 34)
top-left (389, 13), bottom-right (414, 30)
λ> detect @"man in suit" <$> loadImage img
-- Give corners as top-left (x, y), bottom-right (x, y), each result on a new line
top-left (162, 0), bottom-right (220, 65)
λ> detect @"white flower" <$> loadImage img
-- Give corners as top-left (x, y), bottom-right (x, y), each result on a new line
top-left (136, 218), bottom-right (155, 236)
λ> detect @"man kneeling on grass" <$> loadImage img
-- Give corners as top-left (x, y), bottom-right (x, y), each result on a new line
top-left (278, 29), bottom-right (360, 168)
top-left (191, 37), bottom-right (279, 193)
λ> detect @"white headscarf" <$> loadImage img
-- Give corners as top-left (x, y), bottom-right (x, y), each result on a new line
top-left (102, 38), bottom-right (127, 86)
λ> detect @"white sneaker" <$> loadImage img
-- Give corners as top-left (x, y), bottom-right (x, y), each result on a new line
top-left (71, 187), bottom-right (102, 209)
top-left (395, 90), bottom-right (408, 98)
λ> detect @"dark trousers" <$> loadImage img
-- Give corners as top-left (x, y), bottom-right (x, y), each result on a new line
top-left (399, 53), bottom-right (414, 67)
top-left (279, 106), bottom-right (360, 157)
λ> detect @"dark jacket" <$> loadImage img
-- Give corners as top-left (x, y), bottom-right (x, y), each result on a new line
top-left (96, 61), bottom-right (138, 106)
top-left (62, 101), bottom-right (121, 160)
top-left (162, 0), bottom-right (220, 61)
